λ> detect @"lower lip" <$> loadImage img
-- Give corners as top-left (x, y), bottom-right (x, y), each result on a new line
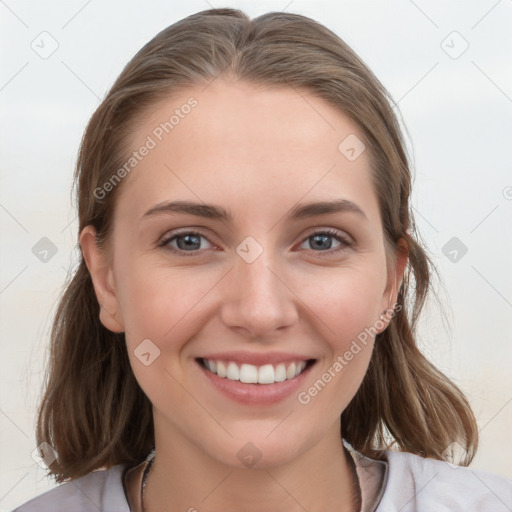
top-left (197, 360), bottom-right (315, 404)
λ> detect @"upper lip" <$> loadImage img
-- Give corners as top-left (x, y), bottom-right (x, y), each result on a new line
top-left (198, 351), bottom-right (315, 366)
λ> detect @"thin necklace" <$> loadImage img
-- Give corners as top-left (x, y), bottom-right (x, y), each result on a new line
top-left (140, 449), bottom-right (362, 512)
top-left (140, 448), bottom-right (155, 512)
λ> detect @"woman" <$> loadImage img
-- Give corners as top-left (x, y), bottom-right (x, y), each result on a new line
top-left (13, 7), bottom-right (512, 512)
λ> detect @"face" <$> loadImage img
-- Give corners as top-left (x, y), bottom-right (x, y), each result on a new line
top-left (81, 78), bottom-right (406, 469)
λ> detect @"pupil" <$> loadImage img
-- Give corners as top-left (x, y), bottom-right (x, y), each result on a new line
top-left (178, 234), bottom-right (200, 250)
top-left (312, 234), bottom-right (331, 250)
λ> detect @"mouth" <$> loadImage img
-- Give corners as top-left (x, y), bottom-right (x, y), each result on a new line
top-left (197, 357), bottom-right (316, 385)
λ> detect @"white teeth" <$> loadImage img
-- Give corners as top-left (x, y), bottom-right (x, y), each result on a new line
top-left (258, 364), bottom-right (274, 384)
top-left (286, 362), bottom-right (296, 380)
top-left (202, 358), bottom-right (309, 384)
top-left (240, 363), bottom-right (258, 384)
top-left (216, 361), bottom-right (227, 378)
top-left (226, 362), bottom-right (239, 380)
top-left (274, 363), bottom-right (287, 382)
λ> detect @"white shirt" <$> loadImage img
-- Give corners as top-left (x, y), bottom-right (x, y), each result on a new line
top-left (11, 445), bottom-right (512, 511)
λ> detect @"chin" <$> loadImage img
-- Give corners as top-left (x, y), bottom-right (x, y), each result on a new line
top-left (204, 430), bottom-right (314, 470)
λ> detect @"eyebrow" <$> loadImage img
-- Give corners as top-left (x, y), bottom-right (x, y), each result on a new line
top-left (140, 198), bottom-right (367, 223)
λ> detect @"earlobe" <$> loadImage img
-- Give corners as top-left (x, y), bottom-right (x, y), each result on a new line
top-left (378, 238), bottom-right (409, 332)
top-left (390, 238), bottom-right (409, 305)
top-left (79, 225), bottom-right (125, 333)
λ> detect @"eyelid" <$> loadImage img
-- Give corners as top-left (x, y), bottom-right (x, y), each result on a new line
top-left (295, 228), bottom-right (354, 255)
top-left (158, 228), bottom-right (217, 254)
top-left (158, 226), bottom-right (354, 256)
top-left (301, 226), bottom-right (354, 245)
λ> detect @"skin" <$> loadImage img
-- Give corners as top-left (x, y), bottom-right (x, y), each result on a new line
top-left (81, 77), bottom-right (408, 512)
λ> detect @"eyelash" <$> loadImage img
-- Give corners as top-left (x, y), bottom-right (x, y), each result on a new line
top-left (157, 228), bottom-right (354, 257)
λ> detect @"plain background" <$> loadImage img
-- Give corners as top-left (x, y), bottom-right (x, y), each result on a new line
top-left (1, 0), bottom-right (511, 509)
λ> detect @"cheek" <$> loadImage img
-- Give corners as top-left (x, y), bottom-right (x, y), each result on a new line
top-left (293, 267), bottom-right (382, 407)
top-left (295, 264), bottom-right (384, 345)
top-left (117, 266), bottom-right (212, 406)
top-left (115, 259), bottom-right (220, 358)
top-left (116, 254), bottom-right (385, 353)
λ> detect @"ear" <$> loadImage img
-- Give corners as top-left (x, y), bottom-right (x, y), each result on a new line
top-left (79, 225), bottom-right (125, 333)
top-left (378, 237), bottom-right (409, 332)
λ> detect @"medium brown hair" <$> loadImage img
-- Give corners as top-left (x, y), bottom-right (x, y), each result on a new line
top-left (36, 7), bottom-right (478, 482)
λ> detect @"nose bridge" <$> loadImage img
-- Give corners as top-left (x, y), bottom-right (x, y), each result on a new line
top-left (237, 243), bottom-right (280, 299)
top-left (219, 237), bottom-right (298, 338)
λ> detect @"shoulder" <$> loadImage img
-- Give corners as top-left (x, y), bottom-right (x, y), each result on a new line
top-left (378, 450), bottom-right (512, 512)
top-left (11, 465), bottom-right (130, 512)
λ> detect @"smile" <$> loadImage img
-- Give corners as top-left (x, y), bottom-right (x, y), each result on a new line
top-left (199, 358), bottom-right (312, 384)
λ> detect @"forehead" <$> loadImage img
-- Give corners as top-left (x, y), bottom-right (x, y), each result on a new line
top-left (115, 79), bottom-right (380, 227)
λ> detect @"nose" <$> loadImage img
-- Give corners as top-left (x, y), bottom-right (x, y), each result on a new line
top-left (219, 247), bottom-right (299, 340)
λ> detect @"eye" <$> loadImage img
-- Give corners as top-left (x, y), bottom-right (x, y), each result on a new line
top-left (158, 228), bottom-right (353, 257)
top-left (298, 229), bottom-right (353, 254)
top-left (158, 230), bottom-right (213, 255)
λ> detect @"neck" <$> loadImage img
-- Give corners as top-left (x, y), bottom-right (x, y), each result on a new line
top-left (143, 414), bottom-right (358, 512)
